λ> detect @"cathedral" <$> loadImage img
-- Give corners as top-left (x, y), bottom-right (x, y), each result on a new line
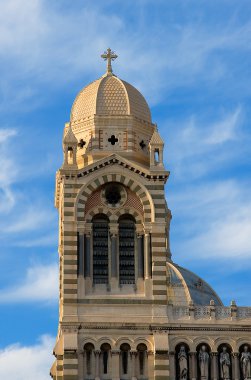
top-left (50, 49), bottom-right (251, 380)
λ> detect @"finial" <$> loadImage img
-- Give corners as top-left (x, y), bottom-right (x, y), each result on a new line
top-left (101, 48), bottom-right (118, 75)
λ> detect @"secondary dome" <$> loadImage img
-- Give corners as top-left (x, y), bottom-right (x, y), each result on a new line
top-left (167, 262), bottom-right (223, 306)
top-left (70, 74), bottom-right (152, 123)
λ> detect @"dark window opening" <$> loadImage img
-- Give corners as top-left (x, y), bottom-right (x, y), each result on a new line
top-left (92, 214), bottom-right (109, 284)
top-left (84, 343), bottom-right (94, 376)
top-left (137, 344), bottom-right (147, 375)
top-left (105, 183), bottom-right (121, 205)
top-left (101, 343), bottom-right (111, 375)
top-left (119, 215), bottom-right (135, 284)
top-left (120, 344), bottom-right (131, 375)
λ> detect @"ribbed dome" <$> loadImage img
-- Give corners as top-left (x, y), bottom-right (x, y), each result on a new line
top-left (167, 262), bottom-right (223, 306)
top-left (70, 74), bottom-right (152, 123)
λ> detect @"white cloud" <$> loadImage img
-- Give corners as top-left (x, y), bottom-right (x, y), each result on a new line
top-left (0, 0), bottom-right (251, 109)
top-left (3, 207), bottom-right (56, 233)
top-left (165, 106), bottom-right (247, 179)
top-left (0, 263), bottom-right (58, 303)
top-left (0, 335), bottom-right (55, 380)
top-left (170, 180), bottom-right (251, 262)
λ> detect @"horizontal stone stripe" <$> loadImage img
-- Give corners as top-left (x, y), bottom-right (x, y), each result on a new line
top-left (155, 365), bottom-right (170, 370)
top-left (63, 375), bottom-right (78, 380)
top-left (153, 290), bottom-right (167, 295)
top-left (65, 184), bottom-right (82, 189)
top-left (155, 376), bottom-right (170, 380)
top-left (152, 252), bottom-right (167, 258)
top-left (154, 261), bottom-right (167, 266)
top-left (64, 279), bottom-right (78, 284)
top-left (64, 202), bottom-right (74, 207)
top-left (64, 364), bottom-right (78, 370)
top-left (155, 204), bottom-right (166, 209)
top-left (64, 241), bottom-right (77, 247)
top-left (57, 355), bottom-right (64, 360)
top-left (152, 242), bottom-right (166, 247)
top-left (64, 261), bottom-right (77, 266)
top-left (56, 365), bottom-right (63, 371)
top-left (64, 248), bottom-right (77, 253)
top-left (145, 218), bottom-right (151, 223)
top-left (64, 269), bottom-right (77, 275)
top-left (64, 231), bottom-right (77, 236)
top-left (64, 289), bottom-right (77, 294)
top-left (155, 213), bottom-right (166, 218)
top-left (146, 185), bottom-right (164, 190)
top-left (153, 280), bottom-right (167, 285)
top-left (63, 298), bottom-right (167, 305)
top-left (151, 194), bottom-right (165, 199)
top-left (64, 211), bottom-right (74, 216)
top-left (152, 270), bottom-right (166, 276)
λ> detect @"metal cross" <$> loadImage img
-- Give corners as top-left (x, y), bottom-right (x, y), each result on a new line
top-left (101, 48), bottom-right (118, 74)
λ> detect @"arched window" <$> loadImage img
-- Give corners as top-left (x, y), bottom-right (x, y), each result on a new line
top-left (92, 214), bottom-right (109, 284)
top-left (101, 343), bottom-right (111, 375)
top-left (119, 215), bottom-right (136, 284)
top-left (137, 343), bottom-right (147, 377)
top-left (84, 343), bottom-right (94, 377)
top-left (120, 343), bottom-right (131, 376)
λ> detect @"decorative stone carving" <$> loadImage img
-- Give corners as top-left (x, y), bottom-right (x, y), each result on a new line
top-left (178, 346), bottom-right (188, 379)
top-left (219, 346), bottom-right (231, 380)
top-left (199, 345), bottom-right (209, 380)
top-left (240, 345), bottom-right (251, 380)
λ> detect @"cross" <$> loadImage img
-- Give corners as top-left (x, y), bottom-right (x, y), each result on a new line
top-left (108, 135), bottom-right (118, 145)
top-left (101, 48), bottom-right (118, 74)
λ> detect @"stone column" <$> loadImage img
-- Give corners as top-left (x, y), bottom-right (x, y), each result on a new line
top-left (169, 351), bottom-right (176, 380)
top-left (111, 350), bottom-right (120, 380)
top-left (137, 234), bottom-right (144, 278)
top-left (189, 352), bottom-right (197, 380)
top-left (144, 233), bottom-right (150, 279)
top-left (131, 351), bottom-right (137, 380)
top-left (232, 352), bottom-right (240, 380)
top-left (211, 352), bottom-right (218, 380)
top-left (78, 350), bottom-right (84, 379)
top-left (94, 350), bottom-right (101, 380)
top-left (147, 351), bottom-right (154, 380)
top-left (110, 223), bottom-right (118, 277)
top-left (84, 225), bottom-right (91, 278)
top-left (78, 232), bottom-right (84, 276)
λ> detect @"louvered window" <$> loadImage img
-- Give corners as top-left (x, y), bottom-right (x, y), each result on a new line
top-left (92, 214), bottom-right (109, 284)
top-left (119, 215), bottom-right (135, 284)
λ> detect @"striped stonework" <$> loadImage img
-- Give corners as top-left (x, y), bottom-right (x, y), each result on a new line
top-left (76, 172), bottom-right (154, 223)
top-left (154, 351), bottom-right (170, 380)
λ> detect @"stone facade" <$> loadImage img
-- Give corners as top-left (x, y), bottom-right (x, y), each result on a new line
top-left (50, 51), bottom-right (251, 380)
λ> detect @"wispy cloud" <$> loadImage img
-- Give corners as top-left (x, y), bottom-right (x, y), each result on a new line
top-left (0, 263), bottom-right (58, 303)
top-left (0, 335), bottom-right (54, 380)
top-left (1, 1), bottom-right (251, 109)
top-left (165, 106), bottom-right (248, 179)
top-left (170, 179), bottom-right (251, 262)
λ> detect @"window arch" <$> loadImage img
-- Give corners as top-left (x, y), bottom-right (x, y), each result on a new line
top-left (119, 215), bottom-right (136, 284)
top-left (84, 343), bottom-right (94, 377)
top-left (120, 343), bottom-right (131, 377)
top-left (92, 214), bottom-right (109, 284)
top-left (137, 343), bottom-right (147, 377)
top-left (101, 343), bottom-right (111, 375)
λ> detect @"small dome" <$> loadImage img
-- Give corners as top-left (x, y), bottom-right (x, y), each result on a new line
top-left (167, 262), bottom-right (223, 306)
top-left (70, 74), bottom-right (152, 123)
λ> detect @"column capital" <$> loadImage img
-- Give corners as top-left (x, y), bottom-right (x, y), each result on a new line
top-left (130, 351), bottom-right (138, 356)
top-left (109, 223), bottom-right (119, 236)
top-left (111, 350), bottom-right (120, 355)
top-left (94, 350), bottom-right (101, 356)
top-left (232, 352), bottom-right (239, 357)
top-left (210, 352), bottom-right (218, 357)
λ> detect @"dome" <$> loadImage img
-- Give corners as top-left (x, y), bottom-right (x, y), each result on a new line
top-left (70, 74), bottom-right (152, 123)
top-left (167, 262), bottom-right (223, 306)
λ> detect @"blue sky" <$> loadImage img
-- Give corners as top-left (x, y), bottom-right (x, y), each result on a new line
top-left (0, 0), bottom-right (251, 378)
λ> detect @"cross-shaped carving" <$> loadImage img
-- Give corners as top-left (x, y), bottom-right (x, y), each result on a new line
top-left (78, 139), bottom-right (86, 148)
top-left (139, 140), bottom-right (146, 149)
top-left (108, 135), bottom-right (118, 145)
top-left (101, 48), bottom-right (118, 74)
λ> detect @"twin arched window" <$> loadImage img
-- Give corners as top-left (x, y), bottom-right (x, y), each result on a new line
top-left (92, 214), bottom-right (136, 285)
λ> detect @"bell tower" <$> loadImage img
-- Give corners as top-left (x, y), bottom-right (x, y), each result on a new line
top-left (51, 49), bottom-right (172, 380)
